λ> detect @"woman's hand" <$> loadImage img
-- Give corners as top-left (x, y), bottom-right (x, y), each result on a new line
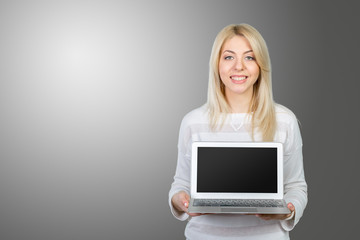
top-left (171, 191), bottom-right (204, 217)
top-left (255, 202), bottom-right (295, 221)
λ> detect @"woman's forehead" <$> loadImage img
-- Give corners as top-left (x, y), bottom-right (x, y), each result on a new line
top-left (221, 35), bottom-right (253, 53)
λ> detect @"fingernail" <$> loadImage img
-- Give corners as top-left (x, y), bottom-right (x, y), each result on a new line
top-left (184, 202), bottom-right (188, 207)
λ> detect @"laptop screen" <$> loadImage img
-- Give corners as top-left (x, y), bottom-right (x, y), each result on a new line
top-left (197, 147), bottom-right (278, 193)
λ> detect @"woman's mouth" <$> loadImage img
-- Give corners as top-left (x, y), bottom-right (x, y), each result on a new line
top-left (230, 75), bottom-right (248, 83)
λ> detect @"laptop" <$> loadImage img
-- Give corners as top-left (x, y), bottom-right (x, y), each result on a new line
top-left (188, 141), bottom-right (290, 214)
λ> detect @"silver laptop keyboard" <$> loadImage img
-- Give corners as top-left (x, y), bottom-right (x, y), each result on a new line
top-left (193, 199), bottom-right (284, 207)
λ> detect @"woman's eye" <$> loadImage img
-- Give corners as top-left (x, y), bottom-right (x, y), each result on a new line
top-left (224, 56), bottom-right (234, 60)
top-left (245, 56), bottom-right (255, 61)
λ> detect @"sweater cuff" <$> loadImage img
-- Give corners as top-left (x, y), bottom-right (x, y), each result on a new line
top-left (170, 203), bottom-right (189, 221)
top-left (168, 190), bottom-right (189, 221)
top-left (280, 199), bottom-right (300, 231)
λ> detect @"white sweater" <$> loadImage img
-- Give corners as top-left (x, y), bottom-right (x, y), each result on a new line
top-left (169, 104), bottom-right (307, 240)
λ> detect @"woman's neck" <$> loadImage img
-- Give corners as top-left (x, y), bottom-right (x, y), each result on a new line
top-left (225, 90), bottom-right (253, 113)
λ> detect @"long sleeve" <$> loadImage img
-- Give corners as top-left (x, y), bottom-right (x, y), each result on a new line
top-left (279, 111), bottom-right (308, 231)
top-left (168, 114), bottom-right (193, 221)
top-left (168, 150), bottom-right (191, 221)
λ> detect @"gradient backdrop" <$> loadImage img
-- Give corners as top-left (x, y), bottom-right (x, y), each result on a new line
top-left (0, 1), bottom-right (359, 239)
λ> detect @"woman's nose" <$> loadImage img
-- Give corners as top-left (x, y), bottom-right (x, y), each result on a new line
top-left (234, 58), bottom-right (244, 70)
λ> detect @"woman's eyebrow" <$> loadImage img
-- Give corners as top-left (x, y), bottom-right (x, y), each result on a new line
top-left (223, 50), bottom-right (236, 54)
top-left (222, 49), bottom-right (253, 54)
top-left (243, 50), bottom-right (253, 54)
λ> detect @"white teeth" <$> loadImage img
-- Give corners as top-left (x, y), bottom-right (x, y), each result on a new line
top-left (231, 76), bottom-right (247, 81)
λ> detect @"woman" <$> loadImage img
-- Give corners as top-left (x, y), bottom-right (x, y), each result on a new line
top-left (169, 23), bottom-right (307, 239)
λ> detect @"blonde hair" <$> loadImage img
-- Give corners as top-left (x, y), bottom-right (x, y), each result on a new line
top-left (207, 23), bottom-right (276, 141)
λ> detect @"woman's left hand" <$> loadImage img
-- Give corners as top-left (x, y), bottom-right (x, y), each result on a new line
top-left (256, 202), bottom-right (295, 221)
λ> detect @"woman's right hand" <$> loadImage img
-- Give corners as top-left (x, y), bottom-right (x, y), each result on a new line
top-left (171, 191), bottom-right (203, 217)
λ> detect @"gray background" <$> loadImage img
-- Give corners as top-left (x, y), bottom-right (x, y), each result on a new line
top-left (0, 0), bottom-right (359, 239)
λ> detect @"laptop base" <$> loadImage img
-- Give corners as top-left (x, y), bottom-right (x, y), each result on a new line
top-left (188, 199), bottom-right (291, 214)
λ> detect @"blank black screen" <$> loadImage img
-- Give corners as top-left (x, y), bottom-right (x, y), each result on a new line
top-left (197, 147), bottom-right (277, 193)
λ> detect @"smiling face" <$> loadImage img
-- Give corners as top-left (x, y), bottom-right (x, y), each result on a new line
top-left (219, 35), bottom-right (260, 102)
